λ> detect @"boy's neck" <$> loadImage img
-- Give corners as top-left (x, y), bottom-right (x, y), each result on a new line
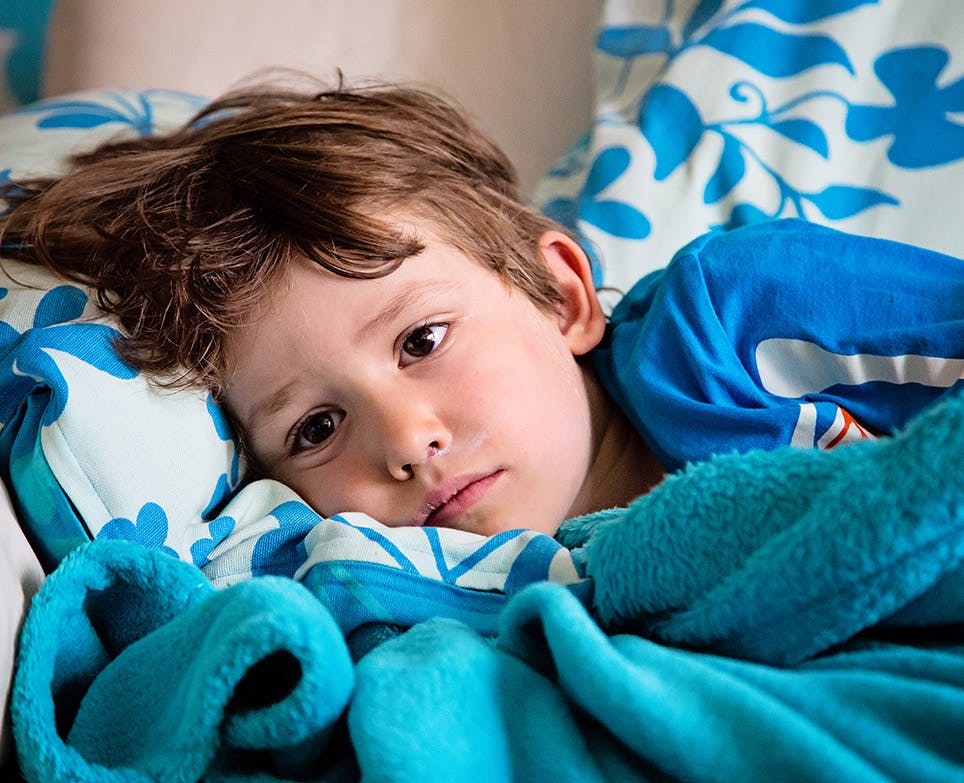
top-left (570, 366), bottom-right (664, 518)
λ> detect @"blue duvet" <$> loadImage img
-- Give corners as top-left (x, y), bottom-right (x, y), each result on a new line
top-left (12, 384), bottom-right (964, 782)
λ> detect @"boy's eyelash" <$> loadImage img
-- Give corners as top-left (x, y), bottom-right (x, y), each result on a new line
top-left (287, 409), bottom-right (345, 455)
top-left (399, 321), bottom-right (450, 365)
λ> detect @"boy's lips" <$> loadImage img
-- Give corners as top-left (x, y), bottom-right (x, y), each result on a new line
top-left (415, 470), bottom-right (505, 528)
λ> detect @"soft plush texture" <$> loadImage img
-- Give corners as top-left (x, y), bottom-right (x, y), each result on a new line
top-left (535, 0), bottom-right (964, 296)
top-left (11, 388), bottom-right (964, 781)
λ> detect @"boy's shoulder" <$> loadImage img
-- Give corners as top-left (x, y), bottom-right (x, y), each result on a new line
top-left (612, 218), bottom-right (824, 326)
top-left (660, 217), bottom-right (843, 290)
top-left (607, 217), bottom-right (963, 359)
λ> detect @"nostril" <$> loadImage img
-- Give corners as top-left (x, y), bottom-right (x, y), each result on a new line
top-left (427, 441), bottom-right (441, 457)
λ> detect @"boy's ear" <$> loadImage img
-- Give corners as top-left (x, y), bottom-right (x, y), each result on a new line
top-left (538, 231), bottom-right (606, 356)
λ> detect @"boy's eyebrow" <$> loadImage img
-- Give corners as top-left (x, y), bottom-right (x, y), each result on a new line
top-left (246, 376), bottom-right (301, 432)
top-left (358, 280), bottom-right (459, 339)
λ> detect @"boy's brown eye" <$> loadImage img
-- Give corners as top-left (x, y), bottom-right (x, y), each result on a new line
top-left (294, 410), bottom-right (344, 452)
top-left (401, 324), bottom-right (448, 363)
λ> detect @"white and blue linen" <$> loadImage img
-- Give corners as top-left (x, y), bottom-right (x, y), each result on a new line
top-left (1, 0), bottom-right (963, 618)
top-left (3, 0), bottom-right (964, 638)
top-left (535, 0), bottom-right (964, 295)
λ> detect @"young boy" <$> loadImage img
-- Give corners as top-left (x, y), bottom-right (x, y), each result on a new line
top-left (2, 82), bottom-right (962, 541)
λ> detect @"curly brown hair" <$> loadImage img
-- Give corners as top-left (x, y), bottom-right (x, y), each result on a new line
top-left (0, 79), bottom-right (567, 393)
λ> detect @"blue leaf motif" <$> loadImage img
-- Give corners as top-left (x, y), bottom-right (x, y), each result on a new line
top-left (845, 104), bottom-right (892, 141)
top-left (37, 112), bottom-right (126, 130)
top-left (807, 185), bottom-right (899, 219)
top-left (15, 92), bottom-right (194, 137)
top-left (742, 0), bottom-right (877, 24)
top-left (703, 136), bottom-right (746, 204)
top-left (540, 197), bottom-right (581, 233)
top-left (639, 85), bottom-right (705, 180)
top-left (683, 0), bottom-right (725, 39)
top-left (716, 203), bottom-right (774, 231)
top-left (205, 393), bottom-right (234, 441)
top-left (769, 118), bottom-right (829, 158)
top-left (584, 147), bottom-right (633, 197)
top-left (580, 200), bottom-right (651, 240)
top-left (0, 320), bottom-right (137, 426)
top-left (33, 286), bottom-right (88, 328)
top-left (597, 25), bottom-right (671, 58)
top-left (701, 23), bottom-right (854, 77)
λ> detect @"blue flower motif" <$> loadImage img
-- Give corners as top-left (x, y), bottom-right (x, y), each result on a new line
top-left (700, 21), bottom-right (854, 77)
top-left (542, 146), bottom-right (651, 284)
top-left (578, 0), bottom-right (901, 235)
top-left (846, 46), bottom-right (964, 168)
top-left (0, 286), bottom-right (138, 427)
top-left (190, 514), bottom-right (237, 567)
top-left (98, 502), bottom-right (179, 559)
top-left (740, 0), bottom-right (877, 24)
top-left (640, 85), bottom-right (704, 181)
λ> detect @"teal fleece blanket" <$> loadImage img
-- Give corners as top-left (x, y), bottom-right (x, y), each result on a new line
top-left (12, 390), bottom-right (964, 782)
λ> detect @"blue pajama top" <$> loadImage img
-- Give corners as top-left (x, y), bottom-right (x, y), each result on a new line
top-left (592, 219), bottom-right (964, 472)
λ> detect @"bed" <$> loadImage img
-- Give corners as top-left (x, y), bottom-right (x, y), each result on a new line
top-left (1, 1), bottom-right (963, 780)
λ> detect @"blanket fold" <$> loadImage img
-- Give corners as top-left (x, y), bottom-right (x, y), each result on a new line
top-left (12, 540), bottom-right (354, 783)
top-left (11, 393), bottom-right (964, 781)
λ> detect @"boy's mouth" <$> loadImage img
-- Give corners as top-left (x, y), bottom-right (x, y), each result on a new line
top-left (415, 470), bottom-right (505, 529)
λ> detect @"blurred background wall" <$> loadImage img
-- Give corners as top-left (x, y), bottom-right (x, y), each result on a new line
top-left (23, 0), bottom-right (598, 194)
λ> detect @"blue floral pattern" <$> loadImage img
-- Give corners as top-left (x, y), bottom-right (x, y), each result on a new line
top-left (534, 0), bottom-right (964, 293)
top-left (14, 89), bottom-right (207, 135)
top-left (846, 46), bottom-right (964, 168)
top-left (0, 286), bottom-right (137, 426)
top-left (1, 88), bottom-right (242, 570)
top-left (98, 503), bottom-right (179, 559)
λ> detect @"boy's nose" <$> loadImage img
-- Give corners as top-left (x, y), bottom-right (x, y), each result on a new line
top-left (377, 401), bottom-right (451, 481)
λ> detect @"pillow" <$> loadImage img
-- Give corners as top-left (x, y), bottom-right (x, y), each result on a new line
top-left (0, 89), bottom-right (244, 571)
top-left (533, 0), bottom-right (964, 297)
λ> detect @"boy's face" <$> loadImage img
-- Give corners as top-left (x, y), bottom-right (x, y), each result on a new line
top-left (224, 224), bottom-right (606, 537)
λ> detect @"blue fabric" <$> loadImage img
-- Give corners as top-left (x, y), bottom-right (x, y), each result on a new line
top-left (12, 386), bottom-right (964, 781)
top-left (534, 0), bottom-right (964, 294)
top-left (594, 219), bottom-right (964, 471)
